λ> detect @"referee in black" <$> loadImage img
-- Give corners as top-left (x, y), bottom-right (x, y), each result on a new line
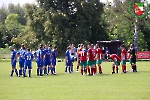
top-left (128, 44), bottom-right (137, 72)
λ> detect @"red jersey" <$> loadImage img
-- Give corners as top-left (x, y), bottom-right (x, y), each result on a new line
top-left (78, 50), bottom-right (87, 62)
top-left (77, 49), bottom-right (82, 59)
top-left (96, 48), bottom-right (102, 59)
top-left (121, 49), bottom-right (127, 60)
top-left (110, 54), bottom-right (121, 61)
top-left (92, 49), bottom-right (97, 59)
top-left (88, 48), bottom-right (94, 61)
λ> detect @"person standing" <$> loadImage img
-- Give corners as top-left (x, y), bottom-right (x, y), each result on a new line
top-left (51, 46), bottom-right (57, 75)
top-left (78, 46), bottom-right (87, 75)
top-left (120, 44), bottom-right (127, 73)
top-left (65, 46), bottom-right (72, 73)
top-left (87, 44), bottom-right (95, 75)
top-left (34, 46), bottom-right (44, 76)
top-left (128, 44), bottom-right (137, 72)
top-left (17, 44), bottom-right (26, 76)
top-left (9, 46), bottom-right (18, 77)
top-left (96, 44), bottom-right (103, 74)
top-left (23, 48), bottom-right (34, 77)
top-left (43, 45), bottom-right (51, 75)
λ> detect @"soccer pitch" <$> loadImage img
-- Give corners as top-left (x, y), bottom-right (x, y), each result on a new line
top-left (0, 61), bottom-right (150, 100)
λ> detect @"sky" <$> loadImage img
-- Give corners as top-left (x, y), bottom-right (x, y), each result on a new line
top-left (0, 0), bottom-right (150, 7)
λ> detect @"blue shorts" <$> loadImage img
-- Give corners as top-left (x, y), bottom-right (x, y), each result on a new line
top-left (11, 60), bottom-right (17, 68)
top-left (19, 60), bottom-right (25, 67)
top-left (44, 60), bottom-right (51, 66)
top-left (66, 61), bottom-right (71, 66)
top-left (36, 60), bottom-right (43, 67)
top-left (24, 63), bottom-right (32, 69)
top-left (52, 59), bottom-right (56, 66)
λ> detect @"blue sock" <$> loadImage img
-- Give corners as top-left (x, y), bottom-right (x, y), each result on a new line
top-left (19, 69), bottom-right (23, 75)
top-left (51, 67), bottom-right (54, 74)
top-left (44, 68), bottom-right (47, 74)
top-left (68, 67), bottom-right (71, 73)
top-left (71, 66), bottom-right (73, 72)
top-left (24, 69), bottom-right (26, 77)
top-left (20, 69), bottom-right (22, 75)
top-left (48, 67), bottom-right (50, 73)
top-left (65, 66), bottom-right (68, 72)
top-left (53, 67), bottom-right (55, 73)
top-left (28, 70), bottom-right (31, 77)
top-left (15, 69), bottom-right (18, 76)
top-left (37, 68), bottom-right (39, 75)
top-left (10, 70), bottom-right (14, 76)
top-left (40, 69), bottom-right (43, 76)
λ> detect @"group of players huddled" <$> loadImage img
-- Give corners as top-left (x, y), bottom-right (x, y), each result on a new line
top-left (9, 44), bottom-right (57, 77)
top-left (9, 42), bottom-right (137, 77)
top-left (65, 43), bottom-right (137, 75)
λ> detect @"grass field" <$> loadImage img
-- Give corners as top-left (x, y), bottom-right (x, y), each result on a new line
top-left (0, 61), bottom-right (150, 100)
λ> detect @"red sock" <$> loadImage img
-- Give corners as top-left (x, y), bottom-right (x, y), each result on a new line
top-left (99, 65), bottom-right (102, 73)
top-left (122, 65), bottom-right (126, 72)
top-left (124, 65), bottom-right (126, 72)
top-left (95, 66), bottom-right (97, 73)
top-left (81, 68), bottom-right (83, 75)
top-left (112, 66), bottom-right (115, 72)
top-left (77, 66), bottom-right (79, 70)
top-left (88, 67), bottom-right (90, 74)
top-left (116, 67), bottom-right (118, 73)
top-left (131, 65), bottom-right (134, 69)
top-left (93, 66), bottom-right (96, 74)
top-left (91, 68), bottom-right (94, 75)
top-left (122, 65), bottom-right (124, 72)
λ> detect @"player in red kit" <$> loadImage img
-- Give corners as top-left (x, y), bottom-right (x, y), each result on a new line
top-left (87, 44), bottom-right (95, 75)
top-left (76, 44), bottom-right (81, 72)
top-left (109, 54), bottom-right (121, 74)
top-left (78, 47), bottom-right (87, 75)
top-left (92, 45), bottom-right (97, 74)
top-left (96, 44), bottom-right (103, 74)
top-left (120, 45), bottom-right (127, 73)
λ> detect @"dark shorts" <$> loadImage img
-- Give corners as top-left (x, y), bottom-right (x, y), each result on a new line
top-left (24, 63), bottom-right (32, 69)
top-left (52, 59), bottom-right (56, 66)
top-left (66, 61), bottom-right (71, 66)
top-left (11, 60), bottom-right (17, 68)
top-left (19, 60), bottom-right (25, 67)
top-left (36, 60), bottom-right (43, 67)
top-left (130, 58), bottom-right (136, 64)
top-left (44, 60), bottom-right (51, 66)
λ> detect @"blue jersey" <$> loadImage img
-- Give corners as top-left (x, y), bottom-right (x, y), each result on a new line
top-left (52, 50), bottom-right (56, 60)
top-left (34, 49), bottom-right (44, 61)
top-left (24, 52), bottom-right (34, 69)
top-left (17, 49), bottom-right (26, 61)
top-left (24, 52), bottom-right (34, 63)
top-left (65, 50), bottom-right (71, 62)
top-left (44, 49), bottom-right (51, 60)
top-left (10, 50), bottom-right (17, 60)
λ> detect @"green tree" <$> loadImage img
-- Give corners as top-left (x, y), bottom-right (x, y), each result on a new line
top-left (8, 3), bottom-right (26, 25)
top-left (104, 0), bottom-right (147, 51)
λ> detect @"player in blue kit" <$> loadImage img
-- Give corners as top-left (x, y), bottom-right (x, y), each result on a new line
top-left (48, 44), bottom-right (53, 74)
top-left (9, 46), bottom-right (18, 77)
top-left (51, 46), bottom-right (57, 75)
top-left (65, 46), bottom-right (72, 73)
top-left (23, 48), bottom-right (34, 77)
top-left (43, 45), bottom-right (51, 75)
top-left (34, 46), bottom-right (44, 76)
top-left (17, 44), bottom-right (26, 76)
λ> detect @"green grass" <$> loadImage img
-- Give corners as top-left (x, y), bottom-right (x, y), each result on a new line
top-left (0, 61), bottom-right (150, 100)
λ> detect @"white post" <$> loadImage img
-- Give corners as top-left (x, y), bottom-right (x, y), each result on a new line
top-left (134, 18), bottom-right (138, 51)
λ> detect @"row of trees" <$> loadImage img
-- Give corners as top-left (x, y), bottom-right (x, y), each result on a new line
top-left (0, 0), bottom-right (150, 55)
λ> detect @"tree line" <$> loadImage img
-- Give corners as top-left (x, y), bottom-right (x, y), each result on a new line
top-left (0, 0), bottom-right (150, 56)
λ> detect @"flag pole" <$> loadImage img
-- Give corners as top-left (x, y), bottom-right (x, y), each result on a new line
top-left (134, 18), bottom-right (138, 51)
